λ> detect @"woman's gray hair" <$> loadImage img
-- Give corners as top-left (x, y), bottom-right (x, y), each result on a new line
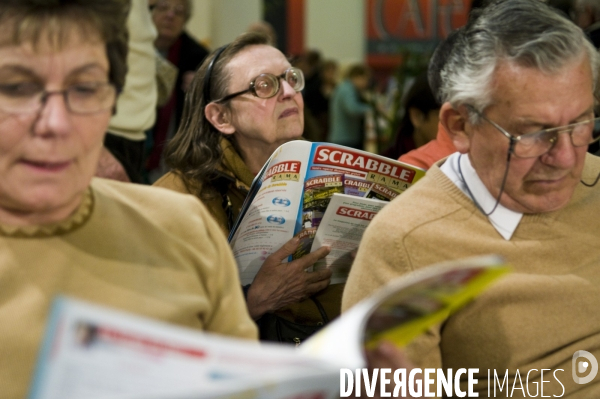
top-left (440, 0), bottom-right (600, 122)
top-left (164, 32), bottom-right (271, 200)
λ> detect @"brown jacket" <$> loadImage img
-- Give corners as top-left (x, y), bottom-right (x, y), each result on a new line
top-left (154, 138), bottom-right (253, 236)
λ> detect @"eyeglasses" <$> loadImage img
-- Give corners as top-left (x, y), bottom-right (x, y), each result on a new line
top-left (213, 67), bottom-right (305, 104)
top-left (152, 1), bottom-right (187, 18)
top-left (0, 82), bottom-right (117, 115)
top-left (466, 105), bottom-right (600, 158)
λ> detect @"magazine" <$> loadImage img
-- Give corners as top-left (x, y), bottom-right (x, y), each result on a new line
top-left (29, 255), bottom-right (509, 399)
top-left (310, 193), bottom-right (388, 284)
top-left (228, 141), bottom-right (426, 285)
top-left (29, 298), bottom-right (338, 399)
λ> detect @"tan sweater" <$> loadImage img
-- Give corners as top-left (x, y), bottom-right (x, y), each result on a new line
top-left (343, 154), bottom-right (600, 397)
top-left (0, 178), bottom-right (257, 398)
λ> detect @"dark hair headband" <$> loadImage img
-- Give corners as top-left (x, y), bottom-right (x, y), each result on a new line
top-left (203, 44), bottom-right (229, 104)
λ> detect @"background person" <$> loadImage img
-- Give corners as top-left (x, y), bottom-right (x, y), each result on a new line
top-left (146, 0), bottom-right (209, 182)
top-left (573, 0), bottom-right (600, 47)
top-left (381, 72), bottom-right (441, 160)
top-left (328, 64), bottom-right (372, 150)
top-left (396, 28), bottom-right (463, 169)
top-left (0, 1), bottom-right (256, 396)
top-left (344, 0), bottom-right (600, 396)
top-left (98, 0), bottom-right (159, 183)
top-left (154, 33), bottom-right (339, 340)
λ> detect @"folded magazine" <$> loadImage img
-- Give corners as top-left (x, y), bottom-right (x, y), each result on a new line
top-left (228, 141), bottom-right (426, 285)
top-left (29, 255), bottom-right (510, 399)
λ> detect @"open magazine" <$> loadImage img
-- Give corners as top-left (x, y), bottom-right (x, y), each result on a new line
top-left (29, 255), bottom-right (510, 399)
top-left (228, 141), bottom-right (426, 285)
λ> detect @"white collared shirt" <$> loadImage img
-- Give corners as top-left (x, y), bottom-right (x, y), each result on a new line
top-left (440, 152), bottom-right (523, 240)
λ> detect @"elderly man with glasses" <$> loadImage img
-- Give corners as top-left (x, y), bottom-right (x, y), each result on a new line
top-left (344, 0), bottom-right (600, 396)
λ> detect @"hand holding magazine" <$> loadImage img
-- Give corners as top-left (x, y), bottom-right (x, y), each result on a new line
top-left (228, 141), bottom-right (426, 285)
top-left (29, 255), bottom-right (509, 399)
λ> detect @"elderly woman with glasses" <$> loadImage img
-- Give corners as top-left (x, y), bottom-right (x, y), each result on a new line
top-left (154, 33), bottom-right (341, 339)
top-left (0, 1), bottom-right (256, 396)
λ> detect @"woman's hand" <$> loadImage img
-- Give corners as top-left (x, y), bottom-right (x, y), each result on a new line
top-left (246, 236), bottom-right (332, 319)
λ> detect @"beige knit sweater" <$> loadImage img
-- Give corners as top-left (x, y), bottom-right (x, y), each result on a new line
top-left (343, 154), bottom-right (600, 397)
top-left (0, 178), bottom-right (257, 398)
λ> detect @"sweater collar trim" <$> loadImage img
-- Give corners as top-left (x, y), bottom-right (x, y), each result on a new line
top-left (0, 188), bottom-right (94, 238)
top-left (440, 152), bottom-right (523, 240)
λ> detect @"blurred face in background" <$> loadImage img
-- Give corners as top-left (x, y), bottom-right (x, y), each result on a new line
top-left (152, 0), bottom-right (189, 47)
top-left (351, 74), bottom-right (370, 92)
top-left (410, 108), bottom-right (440, 144)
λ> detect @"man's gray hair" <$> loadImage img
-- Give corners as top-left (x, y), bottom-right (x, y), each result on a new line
top-left (440, 0), bottom-right (599, 119)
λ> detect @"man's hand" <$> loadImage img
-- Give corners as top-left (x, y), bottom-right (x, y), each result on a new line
top-left (95, 147), bottom-right (130, 182)
top-left (246, 237), bottom-right (331, 319)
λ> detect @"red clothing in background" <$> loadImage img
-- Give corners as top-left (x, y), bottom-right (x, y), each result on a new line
top-left (399, 122), bottom-right (456, 169)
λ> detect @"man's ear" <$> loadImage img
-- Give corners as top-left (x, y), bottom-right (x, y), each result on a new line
top-left (204, 103), bottom-right (235, 135)
top-left (440, 102), bottom-right (471, 154)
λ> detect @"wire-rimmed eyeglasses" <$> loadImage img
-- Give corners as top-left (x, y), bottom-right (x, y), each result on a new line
top-left (0, 82), bottom-right (117, 115)
top-left (466, 104), bottom-right (600, 158)
top-left (212, 67), bottom-right (305, 104)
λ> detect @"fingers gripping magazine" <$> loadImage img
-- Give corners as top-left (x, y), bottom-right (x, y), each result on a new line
top-left (228, 141), bottom-right (426, 285)
top-left (29, 256), bottom-right (509, 399)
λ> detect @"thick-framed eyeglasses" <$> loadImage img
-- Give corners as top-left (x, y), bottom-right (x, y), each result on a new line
top-left (213, 67), bottom-right (305, 104)
top-left (0, 82), bottom-right (117, 115)
top-left (466, 104), bottom-right (600, 158)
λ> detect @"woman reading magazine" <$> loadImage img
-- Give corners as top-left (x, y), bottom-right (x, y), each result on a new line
top-left (153, 32), bottom-right (343, 341)
top-left (0, 1), bottom-right (256, 396)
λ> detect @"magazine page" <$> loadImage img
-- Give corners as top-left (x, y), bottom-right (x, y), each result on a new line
top-left (300, 255), bottom-right (510, 369)
top-left (229, 141), bottom-right (314, 285)
top-left (29, 297), bottom-right (339, 399)
top-left (29, 257), bottom-right (509, 399)
top-left (310, 193), bottom-right (388, 284)
top-left (229, 141), bottom-right (425, 285)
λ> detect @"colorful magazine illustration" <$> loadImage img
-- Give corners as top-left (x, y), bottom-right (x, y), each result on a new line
top-left (228, 141), bottom-right (426, 285)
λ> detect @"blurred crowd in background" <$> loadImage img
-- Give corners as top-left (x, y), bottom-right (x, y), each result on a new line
top-left (117, 0), bottom-right (600, 185)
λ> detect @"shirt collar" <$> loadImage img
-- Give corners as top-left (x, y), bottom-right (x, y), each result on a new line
top-left (440, 152), bottom-right (523, 240)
